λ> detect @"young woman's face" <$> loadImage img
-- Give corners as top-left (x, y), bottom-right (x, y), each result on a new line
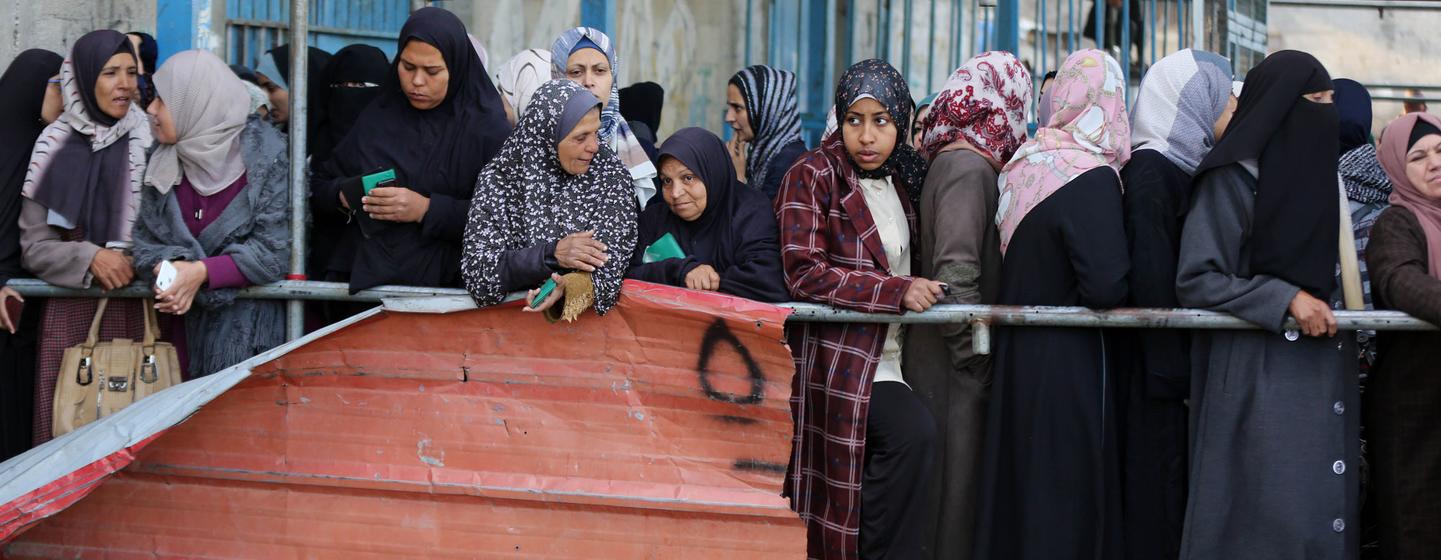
top-left (911, 104), bottom-right (931, 147)
top-left (1405, 134), bottom-right (1441, 200)
top-left (146, 97), bottom-right (178, 144)
top-left (94, 52), bottom-right (138, 121)
top-left (842, 97), bottom-right (897, 172)
top-left (256, 72), bottom-right (289, 124)
top-left (724, 84), bottom-right (753, 142)
top-left (565, 48), bottom-right (612, 106)
top-left (398, 40), bottom-right (450, 110)
top-left (557, 108), bottom-right (602, 175)
top-left (658, 157), bottom-right (709, 222)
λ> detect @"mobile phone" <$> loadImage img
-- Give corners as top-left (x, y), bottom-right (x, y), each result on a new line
top-left (939, 282), bottom-right (951, 296)
top-left (156, 261), bottom-right (178, 292)
top-left (529, 278), bottom-right (557, 309)
top-left (361, 168), bottom-right (397, 195)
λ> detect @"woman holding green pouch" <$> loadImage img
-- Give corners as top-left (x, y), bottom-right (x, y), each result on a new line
top-left (625, 127), bottom-right (787, 303)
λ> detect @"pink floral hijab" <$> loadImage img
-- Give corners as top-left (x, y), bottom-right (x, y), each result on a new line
top-left (996, 49), bottom-right (1130, 254)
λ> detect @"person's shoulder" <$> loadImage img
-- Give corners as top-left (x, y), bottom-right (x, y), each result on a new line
top-left (242, 114), bottom-right (288, 161)
top-left (1375, 204), bottom-right (1420, 233)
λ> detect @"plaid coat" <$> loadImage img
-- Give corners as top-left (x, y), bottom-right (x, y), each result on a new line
top-left (775, 134), bottom-right (918, 559)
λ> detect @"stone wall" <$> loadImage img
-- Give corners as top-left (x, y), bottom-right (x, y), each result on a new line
top-left (0, 0), bottom-right (154, 66)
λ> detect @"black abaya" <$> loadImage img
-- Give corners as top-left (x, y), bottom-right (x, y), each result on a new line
top-left (975, 167), bottom-right (1130, 560)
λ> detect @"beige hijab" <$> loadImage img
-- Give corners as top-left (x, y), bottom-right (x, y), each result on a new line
top-left (144, 49), bottom-right (249, 196)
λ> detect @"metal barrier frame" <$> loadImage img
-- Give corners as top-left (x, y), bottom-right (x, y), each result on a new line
top-left (9, 279), bottom-right (1434, 357)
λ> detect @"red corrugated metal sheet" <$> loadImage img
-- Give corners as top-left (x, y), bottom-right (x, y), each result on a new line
top-left (5, 282), bottom-right (804, 557)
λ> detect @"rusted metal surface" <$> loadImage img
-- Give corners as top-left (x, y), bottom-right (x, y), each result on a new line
top-left (3, 282), bottom-right (804, 557)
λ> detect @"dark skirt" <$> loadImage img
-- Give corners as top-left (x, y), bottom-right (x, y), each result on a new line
top-left (1, 300), bottom-right (41, 460)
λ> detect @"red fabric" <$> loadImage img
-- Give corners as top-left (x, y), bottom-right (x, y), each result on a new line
top-left (774, 134), bottom-right (917, 559)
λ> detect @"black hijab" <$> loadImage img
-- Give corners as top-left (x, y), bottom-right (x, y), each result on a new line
top-left (126, 32), bottom-right (157, 75)
top-left (832, 58), bottom-right (928, 207)
top-left (1333, 78), bottom-right (1372, 154)
top-left (322, 6), bottom-right (512, 292)
top-left (619, 81), bottom-right (663, 134)
top-left (635, 127), bottom-right (787, 302)
top-left (315, 44), bottom-right (389, 163)
top-left (0, 49), bottom-right (63, 284)
top-left (1196, 50), bottom-right (1339, 299)
top-left (263, 44), bottom-right (332, 154)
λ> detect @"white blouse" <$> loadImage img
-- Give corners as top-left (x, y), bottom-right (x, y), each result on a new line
top-left (857, 175), bottom-right (910, 386)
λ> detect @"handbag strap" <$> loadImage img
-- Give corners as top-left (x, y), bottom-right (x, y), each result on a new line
top-left (142, 298), bottom-right (159, 347)
top-left (84, 298), bottom-right (111, 348)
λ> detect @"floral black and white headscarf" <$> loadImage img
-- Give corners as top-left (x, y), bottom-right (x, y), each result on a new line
top-left (462, 79), bottom-right (637, 315)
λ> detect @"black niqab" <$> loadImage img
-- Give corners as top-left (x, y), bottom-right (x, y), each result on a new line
top-left (1333, 78), bottom-right (1372, 154)
top-left (317, 7), bottom-right (512, 292)
top-left (316, 44), bottom-right (389, 163)
top-left (619, 81), bottom-right (663, 134)
top-left (633, 127), bottom-right (787, 302)
top-left (1196, 50), bottom-right (1339, 299)
top-left (0, 49), bottom-right (63, 285)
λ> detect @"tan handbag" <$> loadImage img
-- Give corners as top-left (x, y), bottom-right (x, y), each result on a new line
top-left (52, 298), bottom-right (182, 437)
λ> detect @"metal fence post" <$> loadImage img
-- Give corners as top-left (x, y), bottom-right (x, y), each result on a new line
top-left (285, 0), bottom-right (309, 341)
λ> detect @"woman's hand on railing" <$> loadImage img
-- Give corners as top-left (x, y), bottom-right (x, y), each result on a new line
top-left (89, 249), bottom-right (134, 291)
top-left (1288, 291), bottom-right (1338, 338)
top-left (903, 278), bottom-right (946, 313)
top-left (0, 286), bottom-right (21, 334)
top-left (154, 260), bottom-right (207, 316)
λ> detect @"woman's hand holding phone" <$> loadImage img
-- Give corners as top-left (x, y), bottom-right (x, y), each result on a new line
top-left (154, 260), bottom-right (207, 316)
top-left (524, 273), bottom-right (566, 313)
top-left (363, 185), bottom-right (430, 223)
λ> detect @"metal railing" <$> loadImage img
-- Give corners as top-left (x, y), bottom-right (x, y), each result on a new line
top-left (10, 278), bottom-right (1434, 356)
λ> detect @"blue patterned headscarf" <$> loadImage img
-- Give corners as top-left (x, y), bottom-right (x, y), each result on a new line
top-left (548, 27), bottom-right (657, 207)
top-left (729, 65), bottom-right (803, 191)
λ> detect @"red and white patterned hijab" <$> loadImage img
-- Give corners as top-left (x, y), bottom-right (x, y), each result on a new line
top-left (918, 51), bottom-right (1031, 164)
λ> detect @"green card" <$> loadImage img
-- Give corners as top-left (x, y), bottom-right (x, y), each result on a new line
top-left (642, 233), bottom-right (686, 263)
top-left (361, 169), bottom-right (397, 194)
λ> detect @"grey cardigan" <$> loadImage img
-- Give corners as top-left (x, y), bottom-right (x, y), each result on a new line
top-left (132, 116), bottom-right (291, 377)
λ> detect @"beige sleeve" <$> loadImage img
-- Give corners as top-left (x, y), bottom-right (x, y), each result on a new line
top-left (20, 198), bottom-right (100, 289)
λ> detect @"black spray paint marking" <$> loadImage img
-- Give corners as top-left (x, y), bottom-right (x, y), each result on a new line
top-left (696, 319), bottom-right (766, 405)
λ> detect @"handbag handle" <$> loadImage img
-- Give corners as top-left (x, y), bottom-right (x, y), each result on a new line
top-left (83, 298), bottom-right (111, 348)
top-left (142, 298), bottom-right (159, 347)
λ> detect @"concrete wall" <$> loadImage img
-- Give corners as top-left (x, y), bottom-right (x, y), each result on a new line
top-left (1269, 4), bottom-right (1441, 137)
top-left (452, 0), bottom-right (749, 138)
top-left (0, 0), bottom-right (154, 67)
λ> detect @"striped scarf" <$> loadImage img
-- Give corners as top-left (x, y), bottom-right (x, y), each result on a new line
top-left (729, 66), bottom-right (803, 191)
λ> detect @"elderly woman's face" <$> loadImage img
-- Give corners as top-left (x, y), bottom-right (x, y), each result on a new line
top-left (659, 157), bottom-right (708, 222)
top-left (558, 107), bottom-right (602, 175)
top-left (398, 40), bottom-right (449, 110)
top-left (1405, 134), bottom-right (1441, 200)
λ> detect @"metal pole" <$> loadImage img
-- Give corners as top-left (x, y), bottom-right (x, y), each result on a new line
top-left (1192, 0), bottom-right (1206, 49)
top-left (902, 0), bottom-right (913, 81)
top-left (1120, 0), bottom-right (1130, 86)
top-left (1093, 0), bottom-right (1106, 51)
top-left (927, 0), bottom-right (937, 93)
top-left (285, 0), bottom-right (308, 341)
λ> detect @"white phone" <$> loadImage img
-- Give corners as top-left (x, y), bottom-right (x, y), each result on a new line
top-left (156, 261), bottom-right (178, 292)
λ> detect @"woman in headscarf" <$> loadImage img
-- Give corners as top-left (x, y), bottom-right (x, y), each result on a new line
top-left (550, 27), bottom-right (659, 208)
top-left (253, 43), bottom-right (332, 147)
top-left (19, 30), bottom-right (154, 446)
top-left (128, 50), bottom-right (290, 378)
top-left (314, 44), bottom-right (389, 164)
top-left (777, 58), bottom-right (942, 559)
top-left (1175, 50), bottom-right (1357, 560)
top-left (909, 91), bottom-right (938, 148)
top-left (462, 79), bottom-right (635, 319)
top-left (1333, 78), bottom-right (1388, 371)
top-left (125, 32), bottom-right (158, 110)
top-left (1365, 112), bottom-right (1441, 560)
top-left (725, 65), bottom-right (806, 200)
top-left (0, 48), bottom-right (63, 460)
top-left (310, 7), bottom-right (511, 294)
top-left (625, 127), bottom-right (785, 302)
top-left (1116, 48), bottom-right (1234, 560)
top-left (493, 48), bottom-right (550, 125)
top-left (972, 49), bottom-right (1131, 560)
top-left (619, 81), bottom-right (663, 162)
top-left (902, 50), bottom-right (1029, 560)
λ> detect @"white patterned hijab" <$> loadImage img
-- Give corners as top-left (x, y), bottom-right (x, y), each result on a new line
top-left (1129, 49), bottom-right (1234, 175)
top-left (145, 49), bottom-right (250, 196)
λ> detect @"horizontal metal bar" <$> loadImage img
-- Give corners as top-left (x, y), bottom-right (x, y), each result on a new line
top-left (1360, 83), bottom-right (1441, 91)
top-left (1271, 0), bottom-right (1441, 9)
top-left (227, 19), bottom-right (399, 41)
top-left (8, 279), bottom-right (1435, 331)
top-left (1369, 95), bottom-right (1441, 103)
